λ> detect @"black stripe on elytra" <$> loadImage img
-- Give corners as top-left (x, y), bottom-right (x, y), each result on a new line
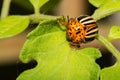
top-left (77, 15), bottom-right (89, 21)
top-left (86, 26), bottom-right (98, 32)
top-left (83, 21), bottom-right (96, 25)
top-left (80, 18), bottom-right (93, 23)
top-left (86, 32), bottom-right (97, 36)
top-left (85, 37), bottom-right (95, 42)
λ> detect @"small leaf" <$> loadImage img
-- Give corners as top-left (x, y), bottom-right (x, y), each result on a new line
top-left (29, 0), bottom-right (49, 10)
top-left (17, 20), bottom-right (101, 80)
top-left (89, 0), bottom-right (120, 20)
top-left (108, 26), bottom-right (120, 41)
top-left (0, 16), bottom-right (30, 39)
top-left (101, 62), bottom-right (120, 80)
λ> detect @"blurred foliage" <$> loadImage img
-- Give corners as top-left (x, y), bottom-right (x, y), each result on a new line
top-left (11, 0), bottom-right (60, 14)
top-left (40, 0), bottom-right (61, 14)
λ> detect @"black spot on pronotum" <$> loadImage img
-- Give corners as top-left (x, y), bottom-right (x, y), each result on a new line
top-left (76, 40), bottom-right (79, 41)
top-left (76, 31), bottom-right (81, 34)
top-left (69, 28), bottom-right (72, 31)
top-left (84, 27), bottom-right (87, 30)
top-left (81, 33), bottom-right (84, 35)
top-left (69, 32), bottom-right (72, 35)
top-left (72, 27), bottom-right (74, 29)
top-left (74, 21), bottom-right (76, 25)
top-left (80, 29), bottom-right (83, 31)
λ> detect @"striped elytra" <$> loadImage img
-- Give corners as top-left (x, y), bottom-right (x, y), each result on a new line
top-left (66, 15), bottom-right (98, 47)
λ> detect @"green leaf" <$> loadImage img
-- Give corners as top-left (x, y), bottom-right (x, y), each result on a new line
top-left (89, 0), bottom-right (104, 7)
top-left (0, 16), bottom-right (30, 39)
top-left (101, 62), bottom-right (120, 80)
top-left (29, 0), bottom-right (49, 11)
top-left (108, 26), bottom-right (120, 41)
top-left (17, 20), bottom-right (101, 80)
top-left (89, 0), bottom-right (120, 20)
top-left (97, 35), bottom-right (120, 80)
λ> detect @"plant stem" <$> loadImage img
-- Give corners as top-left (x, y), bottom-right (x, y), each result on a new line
top-left (29, 14), bottom-right (59, 23)
top-left (0, 0), bottom-right (11, 19)
top-left (97, 35), bottom-right (120, 61)
top-left (34, 8), bottom-right (40, 16)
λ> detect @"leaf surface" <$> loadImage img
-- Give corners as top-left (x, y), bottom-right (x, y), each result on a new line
top-left (0, 16), bottom-right (30, 39)
top-left (101, 62), bottom-right (120, 80)
top-left (89, 0), bottom-right (120, 20)
top-left (108, 26), bottom-right (120, 41)
top-left (17, 20), bottom-right (101, 80)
